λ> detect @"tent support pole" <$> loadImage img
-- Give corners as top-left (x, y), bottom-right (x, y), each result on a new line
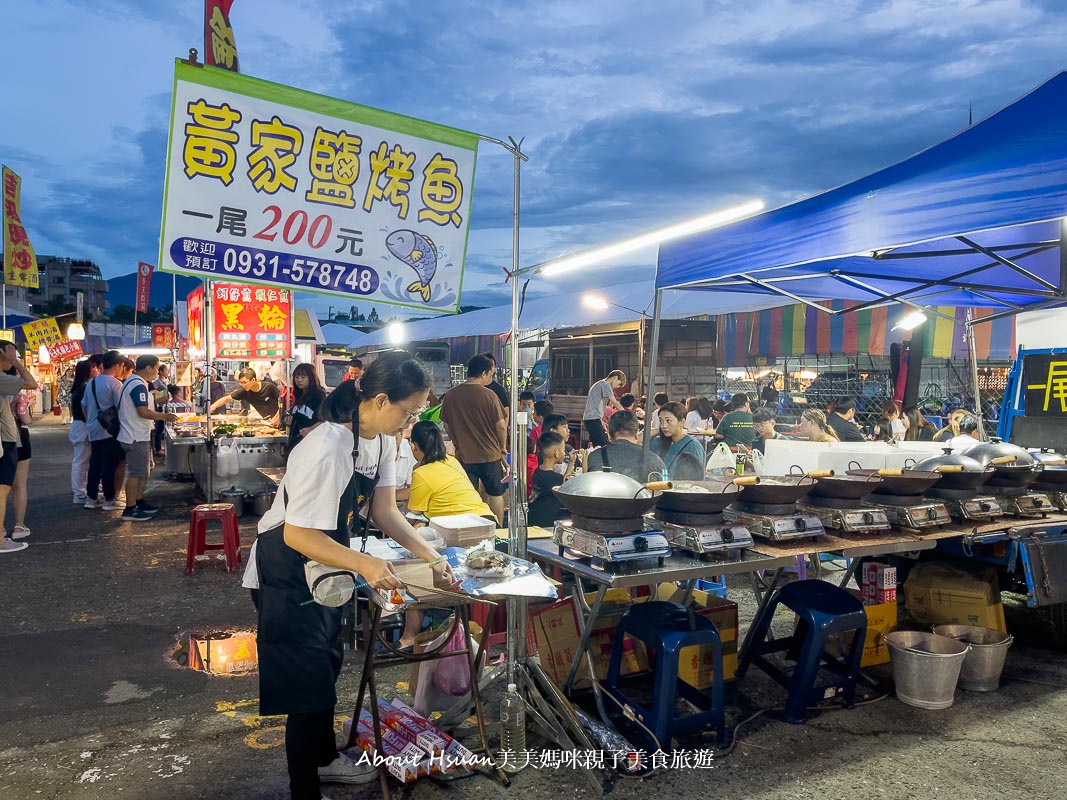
top-left (830, 274), bottom-right (958, 323)
top-left (642, 289), bottom-right (664, 472)
top-left (955, 236), bottom-right (1059, 292)
top-left (740, 274), bottom-right (832, 312)
top-left (967, 308), bottom-right (986, 441)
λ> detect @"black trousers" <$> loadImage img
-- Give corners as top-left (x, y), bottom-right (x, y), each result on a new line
top-left (152, 420), bottom-right (165, 453)
top-left (285, 708), bottom-right (337, 800)
top-left (87, 438), bottom-right (125, 501)
top-left (583, 418), bottom-right (609, 447)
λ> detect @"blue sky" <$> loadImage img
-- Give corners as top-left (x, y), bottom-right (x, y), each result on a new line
top-left (4, 0), bottom-right (1066, 320)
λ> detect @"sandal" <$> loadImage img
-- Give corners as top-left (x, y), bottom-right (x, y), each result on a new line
top-left (12, 525), bottom-right (30, 540)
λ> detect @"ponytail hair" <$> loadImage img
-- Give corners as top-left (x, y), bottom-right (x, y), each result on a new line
top-left (802, 409), bottom-right (840, 441)
top-left (410, 420), bottom-right (447, 464)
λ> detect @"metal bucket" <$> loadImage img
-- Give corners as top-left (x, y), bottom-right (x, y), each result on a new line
top-left (217, 486), bottom-right (247, 517)
top-left (251, 489), bottom-right (276, 517)
top-left (885, 631), bottom-right (971, 709)
top-left (932, 624), bottom-right (1013, 692)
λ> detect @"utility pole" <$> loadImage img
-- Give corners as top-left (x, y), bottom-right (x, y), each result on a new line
top-left (327, 305), bottom-right (333, 321)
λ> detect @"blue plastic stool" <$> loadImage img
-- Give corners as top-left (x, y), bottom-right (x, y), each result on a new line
top-left (736, 580), bottom-right (867, 724)
top-left (604, 601), bottom-right (726, 748)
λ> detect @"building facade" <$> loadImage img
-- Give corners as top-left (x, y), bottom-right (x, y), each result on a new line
top-left (27, 255), bottom-right (109, 319)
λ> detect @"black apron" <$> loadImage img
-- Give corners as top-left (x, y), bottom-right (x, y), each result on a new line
top-left (256, 435), bottom-right (383, 717)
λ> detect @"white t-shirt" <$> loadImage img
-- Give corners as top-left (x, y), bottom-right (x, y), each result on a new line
top-left (946, 434), bottom-right (979, 454)
top-left (258, 423), bottom-right (397, 534)
top-left (246, 423), bottom-right (398, 588)
top-left (395, 438), bottom-right (416, 488)
top-left (117, 375), bottom-right (154, 444)
top-left (684, 411), bottom-right (712, 434)
top-left (890, 418), bottom-right (907, 440)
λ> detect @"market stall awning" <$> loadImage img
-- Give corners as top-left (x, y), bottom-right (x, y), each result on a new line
top-left (657, 72), bottom-right (1067, 320)
top-left (350, 279), bottom-right (789, 349)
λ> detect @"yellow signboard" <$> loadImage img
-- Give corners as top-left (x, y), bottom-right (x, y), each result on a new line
top-left (21, 318), bottom-right (63, 350)
top-left (2, 167), bottom-right (41, 289)
top-left (0, 330), bottom-right (14, 343)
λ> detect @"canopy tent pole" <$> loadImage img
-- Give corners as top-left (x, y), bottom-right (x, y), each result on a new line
top-left (641, 289), bottom-right (665, 472)
top-left (967, 308), bottom-right (986, 441)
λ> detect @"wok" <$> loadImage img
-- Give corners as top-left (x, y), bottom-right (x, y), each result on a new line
top-left (1031, 448), bottom-right (1067, 488)
top-left (846, 462), bottom-right (942, 496)
top-left (798, 470), bottom-right (886, 500)
top-left (736, 475), bottom-right (819, 506)
top-left (912, 449), bottom-right (995, 492)
top-left (656, 477), bottom-right (758, 514)
top-left (968, 440), bottom-right (1041, 488)
top-left (553, 470), bottom-right (671, 519)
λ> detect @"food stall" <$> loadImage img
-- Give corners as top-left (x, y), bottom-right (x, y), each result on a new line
top-left (167, 413), bottom-right (286, 506)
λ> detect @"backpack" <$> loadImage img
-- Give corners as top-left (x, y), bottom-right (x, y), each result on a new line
top-left (91, 377), bottom-right (121, 438)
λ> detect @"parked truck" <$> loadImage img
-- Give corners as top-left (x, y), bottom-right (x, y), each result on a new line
top-left (525, 318), bottom-right (718, 441)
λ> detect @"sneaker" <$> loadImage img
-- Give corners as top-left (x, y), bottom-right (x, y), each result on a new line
top-left (11, 526), bottom-right (30, 540)
top-left (121, 507), bottom-right (152, 522)
top-left (102, 500), bottom-right (126, 511)
top-left (137, 500), bottom-right (161, 515)
top-left (84, 498), bottom-right (104, 509)
top-left (318, 753), bottom-right (378, 785)
top-left (0, 539), bottom-right (28, 553)
top-left (73, 495), bottom-right (88, 505)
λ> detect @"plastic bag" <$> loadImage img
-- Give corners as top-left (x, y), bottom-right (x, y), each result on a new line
top-left (705, 442), bottom-right (735, 479)
top-left (413, 621), bottom-right (481, 716)
top-left (750, 447), bottom-right (766, 476)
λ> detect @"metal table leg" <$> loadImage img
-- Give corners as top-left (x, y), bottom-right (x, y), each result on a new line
top-left (563, 586), bottom-right (606, 695)
top-left (739, 567), bottom-right (785, 665)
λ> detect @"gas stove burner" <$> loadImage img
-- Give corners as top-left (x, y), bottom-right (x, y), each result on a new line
top-left (798, 503), bottom-right (891, 533)
top-left (733, 500), bottom-right (800, 517)
top-left (863, 498), bottom-right (951, 528)
top-left (867, 494), bottom-right (928, 508)
top-left (653, 508), bottom-right (726, 527)
top-left (569, 514), bottom-right (646, 533)
top-left (724, 506), bottom-right (825, 541)
top-left (652, 518), bottom-right (754, 559)
top-left (1040, 490), bottom-right (1067, 511)
top-left (941, 495), bottom-right (1003, 522)
top-left (804, 495), bottom-right (865, 510)
top-left (553, 522), bottom-right (671, 565)
top-left (994, 492), bottom-right (1051, 517)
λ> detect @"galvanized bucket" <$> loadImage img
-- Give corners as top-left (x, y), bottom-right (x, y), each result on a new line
top-left (885, 631), bottom-right (970, 709)
top-left (933, 624), bottom-right (1013, 692)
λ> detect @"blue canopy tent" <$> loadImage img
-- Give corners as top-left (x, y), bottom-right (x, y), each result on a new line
top-left (656, 72), bottom-right (1067, 322)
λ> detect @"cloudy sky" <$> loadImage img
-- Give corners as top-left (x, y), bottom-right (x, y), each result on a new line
top-left (4, 0), bottom-right (1066, 319)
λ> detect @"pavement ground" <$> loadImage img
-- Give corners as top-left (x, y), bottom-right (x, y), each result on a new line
top-left (0, 418), bottom-right (1065, 799)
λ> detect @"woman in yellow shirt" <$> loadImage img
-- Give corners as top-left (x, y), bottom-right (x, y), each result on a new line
top-left (408, 421), bottom-right (495, 520)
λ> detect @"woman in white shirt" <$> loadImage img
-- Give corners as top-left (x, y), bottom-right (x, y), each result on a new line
top-left (684, 396), bottom-right (715, 444)
top-left (249, 353), bottom-right (457, 797)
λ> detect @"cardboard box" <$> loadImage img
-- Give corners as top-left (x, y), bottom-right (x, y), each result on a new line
top-left (824, 588), bottom-right (897, 667)
top-left (655, 585), bottom-right (739, 688)
top-left (904, 561), bottom-right (1007, 633)
top-left (428, 513), bottom-right (495, 547)
top-left (862, 563), bottom-right (897, 605)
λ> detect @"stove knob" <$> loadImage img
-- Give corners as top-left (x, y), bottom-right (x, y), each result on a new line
top-left (862, 512), bottom-right (874, 525)
top-left (633, 536), bottom-right (648, 553)
top-left (927, 507), bottom-right (938, 520)
top-left (795, 518), bottom-right (807, 532)
top-left (721, 528), bottom-right (734, 543)
top-left (1035, 498), bottom-right (1045, 508)
top-left (979, 502), bottom-right (991, 512)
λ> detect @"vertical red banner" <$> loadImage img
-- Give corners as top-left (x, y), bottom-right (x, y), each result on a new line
top-left (211, 283), bottom-right (291, 359)
top-left (136, 262), bottom-right (154, 313)
top-left (204, 0), bottom-right (240, 72)
top-left (187, 285), bottom-right (205, 357)
top-left (152, 325), bottom-right (176, 348)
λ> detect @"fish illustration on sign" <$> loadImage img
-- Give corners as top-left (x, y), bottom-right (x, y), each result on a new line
top-left (385, 229), bottom-right (438, 302)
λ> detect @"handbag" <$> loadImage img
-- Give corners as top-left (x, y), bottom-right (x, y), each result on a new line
top-left (91, 377), bottom-right (121, 438)
top-left (304, 561), bottom-right (357, 607)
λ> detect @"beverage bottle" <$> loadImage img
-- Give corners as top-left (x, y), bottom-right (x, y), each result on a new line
top-left (498, 683), bottom-right (526, 773)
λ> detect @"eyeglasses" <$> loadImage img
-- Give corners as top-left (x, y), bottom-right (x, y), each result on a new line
top-left (396, 403), bottom-right (424, 422)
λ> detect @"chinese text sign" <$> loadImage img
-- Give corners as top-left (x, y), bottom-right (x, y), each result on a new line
top-left (2, 167), bottom-right (41, 289)
top-left (211, 282), bottom-right (291, 359)
top-left (187, 285), bottom-right (205, 356)
top-left (22, 318), bottom-right (62, 349)
top-left (159, 62), bottom-right (478, 313)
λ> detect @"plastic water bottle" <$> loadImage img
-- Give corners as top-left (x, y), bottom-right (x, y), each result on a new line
top-left (499, 683), bottom-right (526, 772)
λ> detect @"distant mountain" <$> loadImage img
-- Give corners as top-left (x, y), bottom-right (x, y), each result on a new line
top-left (106, 271), bottom-right (203, 309)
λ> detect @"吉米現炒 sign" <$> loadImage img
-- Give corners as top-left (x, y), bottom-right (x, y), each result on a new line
top-left (211, 282), bottom-right (292, 360)
top-left (159, 61), bottom-right (478, 314)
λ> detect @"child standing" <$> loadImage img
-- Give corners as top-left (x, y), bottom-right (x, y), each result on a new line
top-left (528, 431), bottom-right (579, 527)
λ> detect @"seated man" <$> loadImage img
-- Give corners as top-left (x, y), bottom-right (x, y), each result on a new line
top-left (586, 410), bottom-right (668, 483)
top-left (751, 407), bottom-right (785, 454)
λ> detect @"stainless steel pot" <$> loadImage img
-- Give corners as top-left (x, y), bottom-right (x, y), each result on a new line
top-left (218, 486), bottom-right (247, 516)
top-left (1029, 448), bottom-right (1067, 488)
top-left (252, 489), bottom-right (276, 516)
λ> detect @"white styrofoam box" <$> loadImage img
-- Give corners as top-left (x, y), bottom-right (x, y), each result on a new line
top-left (762, 439), bottom-right (947, 476)
top-left (428, 513), bottom-right (495, 547)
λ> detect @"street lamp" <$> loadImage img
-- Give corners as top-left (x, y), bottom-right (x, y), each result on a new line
top-left (385, 321), bottom-right (406, 346)
top-left (580, 293), bottom-right (649, 397)
top-left (66, 322), bottom-right (85, 340)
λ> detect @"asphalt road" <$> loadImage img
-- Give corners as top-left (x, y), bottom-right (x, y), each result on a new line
top-left (1, 419), bottom-right (1065, 800)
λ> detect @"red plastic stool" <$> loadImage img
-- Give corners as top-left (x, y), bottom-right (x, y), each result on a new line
top-left (186, 503), bottom-right (241, 574)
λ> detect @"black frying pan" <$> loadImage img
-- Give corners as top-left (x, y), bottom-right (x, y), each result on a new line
top-left (656, 478), bottom-right (756, 514)
top-left (736, 476), bottom-right (818, 505)
top-left (846, 464), bottom-right (941, 496)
